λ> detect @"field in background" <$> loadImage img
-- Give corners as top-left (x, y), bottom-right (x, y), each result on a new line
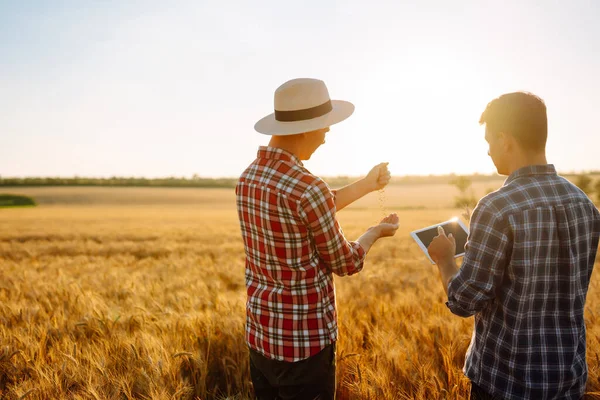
top-left (3, 177), bottom-right (507, 209)
top-left (1, 185), bottom-right (599, 399)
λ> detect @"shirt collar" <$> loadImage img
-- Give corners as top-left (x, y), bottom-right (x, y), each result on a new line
top-left (505, 164), bottom-right (557, 185)
top-left (257, 146), bottom-right (304, 167)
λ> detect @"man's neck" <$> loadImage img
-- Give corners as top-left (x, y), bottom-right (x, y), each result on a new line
top-left (507, 152), bottom-right (548, 175)
top-left (268, 137), bottom-right (302, 160)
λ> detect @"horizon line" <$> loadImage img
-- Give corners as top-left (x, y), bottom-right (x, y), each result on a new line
top-left (3, 170), bottom-right (600, 180)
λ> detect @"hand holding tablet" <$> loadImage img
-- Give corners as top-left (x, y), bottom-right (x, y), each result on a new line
top-left (410, 218), bottom-right (469, 264)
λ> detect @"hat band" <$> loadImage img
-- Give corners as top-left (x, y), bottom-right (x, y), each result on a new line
top-left (274, 100), bottom-right (332, 122)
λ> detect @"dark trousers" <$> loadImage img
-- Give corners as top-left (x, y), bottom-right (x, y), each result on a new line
top-left (249, 344), bottom-right (336, 400)
top-left (471, 382), bottom-right (499, 400)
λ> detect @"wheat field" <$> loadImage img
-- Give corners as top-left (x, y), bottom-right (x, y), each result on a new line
top-left (1, 185), bottom-right (599, 399)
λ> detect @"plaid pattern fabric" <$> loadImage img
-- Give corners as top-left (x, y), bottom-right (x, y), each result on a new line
top-left (447, 164), bottom-right (600, 399)
top-left (236, 146), bottom-right (366, 362)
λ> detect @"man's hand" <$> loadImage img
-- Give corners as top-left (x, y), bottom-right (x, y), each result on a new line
top-left (365, 162), bottom-right (391, 192)
top-left (356, 213), bottom-right (399, 254)
top-left (428, 226), bottom-right (456, 265)
top-left (375, 213), bottom-right (400, 238)
top-left (428, 226), bottom-right (460, 295)
top-left (334, 163), bottom-right (391, 211)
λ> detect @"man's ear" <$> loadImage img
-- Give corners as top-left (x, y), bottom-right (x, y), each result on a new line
top-left (498, 132), bottom-right (513, 152)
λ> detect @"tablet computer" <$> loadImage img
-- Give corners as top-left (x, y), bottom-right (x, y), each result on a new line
top-left (411, 218), bottom-right (469, 264)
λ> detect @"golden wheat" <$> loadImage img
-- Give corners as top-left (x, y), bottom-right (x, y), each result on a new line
top-left (0, 186), bottom-right (598, 399)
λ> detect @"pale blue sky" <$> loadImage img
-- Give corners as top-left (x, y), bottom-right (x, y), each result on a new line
top-left (1, 0), bottom-right (599, 178)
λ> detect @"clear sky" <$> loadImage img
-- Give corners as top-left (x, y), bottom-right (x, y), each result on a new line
top-left (1, 0), bottom-right (599, 178)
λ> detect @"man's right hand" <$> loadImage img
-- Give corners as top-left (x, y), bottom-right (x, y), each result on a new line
top-left (376, 213), bottom-right (399, 238)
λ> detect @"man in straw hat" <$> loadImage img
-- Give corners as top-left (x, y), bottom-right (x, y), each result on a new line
top-left (236, 78), bottom-right (399, 399)
top-left (428, 92), bottom-right (600, 400)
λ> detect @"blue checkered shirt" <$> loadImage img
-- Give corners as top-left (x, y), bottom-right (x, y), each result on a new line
top-left (447, 165), bottom-right (600, 399)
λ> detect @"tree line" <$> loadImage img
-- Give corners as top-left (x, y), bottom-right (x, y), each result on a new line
top-left (0, 173), bottom-right (516, 189)
top-left (0, 176), bottom-right (238, 188)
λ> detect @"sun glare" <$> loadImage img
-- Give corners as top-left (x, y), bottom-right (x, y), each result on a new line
top-left (320, 52), bottom-right (500, 177)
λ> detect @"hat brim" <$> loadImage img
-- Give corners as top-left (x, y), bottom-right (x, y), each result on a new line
top-left (254, 100), bottom-right (355, 136)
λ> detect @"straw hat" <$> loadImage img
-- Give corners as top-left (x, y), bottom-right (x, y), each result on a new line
top-left (254, 78), bottom-right (355, 135)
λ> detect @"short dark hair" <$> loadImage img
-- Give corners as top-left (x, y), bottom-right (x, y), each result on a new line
top-left (479, 92), bottom-right (547, 152)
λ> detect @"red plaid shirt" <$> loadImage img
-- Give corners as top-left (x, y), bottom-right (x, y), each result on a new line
top-left (236, 146), bottom-right (366, 362)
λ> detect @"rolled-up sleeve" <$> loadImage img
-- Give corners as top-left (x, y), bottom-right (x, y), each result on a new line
top-left (446, 203), bottom-right (511, 317)
top-left (299, 180), bottom-right (365, 276)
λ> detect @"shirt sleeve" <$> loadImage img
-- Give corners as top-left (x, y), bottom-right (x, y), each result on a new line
top-left (299, 180), bottom-right (365, 276)
top-left (446, 203), bottom-right (511, 317)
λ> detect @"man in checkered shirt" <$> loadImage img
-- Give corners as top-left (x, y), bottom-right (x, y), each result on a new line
top-left (236, 78), bottom-right (400, 399)
top-left (429, 92), bottom-right (600, 400)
